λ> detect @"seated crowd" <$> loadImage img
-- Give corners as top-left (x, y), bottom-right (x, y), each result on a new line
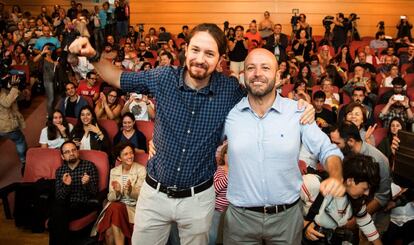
top-left (1, 1), bottom-right (414, 245)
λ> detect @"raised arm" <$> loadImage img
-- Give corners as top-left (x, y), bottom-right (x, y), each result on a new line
top-left (69, 37), bottom-right (122, 89)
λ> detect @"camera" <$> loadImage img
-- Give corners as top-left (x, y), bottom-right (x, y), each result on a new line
top-left (138, 24), bottom-right (144, 32)
top-left (314, 226), bottom-right (354, 244)
top-left (349, 13), bottom-right (360, 22)
top-left (401, 15), bottom-right (407, 20)
top-left (1, 69), bottom-right (27, 91)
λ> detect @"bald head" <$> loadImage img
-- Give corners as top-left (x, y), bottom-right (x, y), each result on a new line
top-left (244, 48), bottom-right (278, 75)
top-left (244, 48), bottom-right (278, 98)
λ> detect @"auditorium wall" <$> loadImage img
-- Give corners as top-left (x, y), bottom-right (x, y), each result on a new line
top-left (3, 0), bottom-right (414, 37)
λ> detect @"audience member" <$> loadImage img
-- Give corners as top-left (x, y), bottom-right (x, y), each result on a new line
top-left (377, 117), bottom-right (405, 161)
top-left (76, 71), bottom-right (101, 102)
top-left (329, 122), bottom-right (391, 236)
top-left (33, 43), bottom-right (58, 116)
top-left (258, 11), bottom-right (274, 38)
top-left (48, 140), bottom-right (99, 245)
top-left (381, 64), bottom-right (400, 88)
top-left (288, 80), bottom-right (311, 103)
top-left (332, 13), bottom-right (348, 52)
top-left (70, 105), bottom-right (110, 151)
top-left (301, 154), bottom-right (382, 245)
top-left (370, 31), bottom-right (388, 50)
top-left (344, 102), bottom-right (376, 145)
top-left (94, 142), bottom-right (146, 245)
top-left (292, 29), bottom-right (312, 62)
top-left (378, 77), bottom-right (408, 105)
top-left (379, 93), bottom-right (414, 129)
top-left (245, 20), bottom-right (262, 51)
top-left (114, 0), bottom-right (129, 38)
top-left (177, 25), bottom-right (189, 40)
top-left (59, 82), bottom-right (89, 118)
top-left (318, 45), bottom-right (333, 69)
top-left (121, 93), bottom-right (155, 121)
top-left (264, 23), bottom-right (288, 61)
top-left (276, 60), bottom-right (291, 85)
top-left (0, 75), bottom-right (27, 170)
top-left (39, 109), bottom-right (73, 148)
top-left (338, 86), bottom-right (375, 125)
top-left (309, 55), bottom-right (325, 81)
top-left (313, 90), bottom-right (337, 128)
top-left (320, 77), bottom-right (340, 109)
top-left (208, 144), bottom-right (229, 245)
top-left (113, 113), bottom-right (147, 154)
top-left (228, 25), bottom-right (248, 78)
top-left (396, 16), bottom-right (413, 40)
top-left (334, 45), bottom-right (354, 70)
top-left (95, 88), bottom-right (122, 122)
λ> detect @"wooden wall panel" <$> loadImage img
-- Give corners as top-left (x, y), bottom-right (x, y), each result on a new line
top-left (3, 0), bottom-right (414, 37)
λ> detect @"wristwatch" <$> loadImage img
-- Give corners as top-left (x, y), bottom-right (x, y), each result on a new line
top-left (87, 51), bottom-right (101, 63)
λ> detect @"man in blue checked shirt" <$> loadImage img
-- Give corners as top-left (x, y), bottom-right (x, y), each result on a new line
top-left (223, 48), bottom-right (345, 244)
top-left (69, 24), bottom-right (315, 245)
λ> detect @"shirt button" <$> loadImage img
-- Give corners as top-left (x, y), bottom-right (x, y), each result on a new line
top-left (191, 111), bottom-right (195, 115)
top-left (177, 168), bottom-right (180, 171)
top-left (262, 179), bottom-right (265, 182)
top-left (182, 148), bottom-right (186, 152)
top-left (187, 129), bottom-right (191, 134)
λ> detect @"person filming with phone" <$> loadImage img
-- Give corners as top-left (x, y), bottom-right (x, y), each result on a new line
top-left (397, 15), bottom-right (413, 41)
top-left (379, 92), bottom-right (413, 129)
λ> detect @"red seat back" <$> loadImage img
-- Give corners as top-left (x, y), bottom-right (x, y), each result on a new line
top-left (66, 117), bottom-right (78, 126)
top-left (372, 127), bottom-right (388, 147)
top-left (23, 148), bottom-right (62, 182)
top-left (135, 120), bottom-right (154, 147)
top-left (374, 104), bottom-right (386, 128)
top-left (81, 95), bottom-right (94, 108)
top-left (78, 150), bottom-right (109, 192)
top-left (281, 83), bottom-right (294, 97)
top-left (98, 119), bottom-right (119, 143)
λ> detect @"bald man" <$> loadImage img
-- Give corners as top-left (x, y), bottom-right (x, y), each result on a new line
top-left (222, 49), bottom-right (345, 244)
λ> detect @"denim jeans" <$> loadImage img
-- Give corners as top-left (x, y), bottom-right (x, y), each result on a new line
top-left (0, 129), bottom-right (27, 163)
top-left (44, 80), bottom-right (54, 116)
top-left (208, 209), bottom-right (224, 245)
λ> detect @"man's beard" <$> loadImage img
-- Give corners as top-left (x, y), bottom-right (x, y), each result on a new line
top-left (188, 62), bottom-right (210, 80)
top-left (245, 77), bottom-right (276, 97)
top-left (67, 157), bottom-right (78, 164)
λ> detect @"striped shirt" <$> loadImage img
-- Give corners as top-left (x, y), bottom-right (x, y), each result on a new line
top-left (214, 166), bottom-right (229, 212)
top-left (121, 66), bottom-right (244, 188)
top-left (301, 174), bottom-right (379, 242)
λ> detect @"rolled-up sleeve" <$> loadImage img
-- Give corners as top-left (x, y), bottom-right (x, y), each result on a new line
top-left (120, 68), bottom-right (162, 95)
top-left (300, 122), bottom-right (343, 167)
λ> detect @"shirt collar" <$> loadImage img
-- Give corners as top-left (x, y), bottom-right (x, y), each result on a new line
top-left (177, 67), bottom-right (217, 95)
top-left (237, 93), bottom-right (283, 113)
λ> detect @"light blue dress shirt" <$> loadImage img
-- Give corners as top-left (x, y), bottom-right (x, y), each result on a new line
top-left (224, 95), bottom-right (343, 207)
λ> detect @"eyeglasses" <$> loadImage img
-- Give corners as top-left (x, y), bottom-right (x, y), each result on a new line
top-left (62, 149), bottom-right (77, 155)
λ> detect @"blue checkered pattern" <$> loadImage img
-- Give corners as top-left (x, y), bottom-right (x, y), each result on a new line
top-left (121, 67), bottom-right (244, 188)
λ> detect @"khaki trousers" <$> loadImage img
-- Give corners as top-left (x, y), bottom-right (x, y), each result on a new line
top-left (131, 181), bottom-right (215, 245)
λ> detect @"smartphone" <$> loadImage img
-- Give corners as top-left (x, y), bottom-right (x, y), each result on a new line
top-left (394, 94), bottom-right (405, 101)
